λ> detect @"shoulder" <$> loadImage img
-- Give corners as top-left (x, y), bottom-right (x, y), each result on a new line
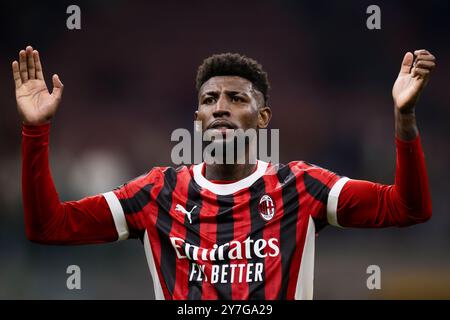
top-left (265, 160), bottom-right (341, 184)
top-left (115, 164), bottom-right (192, 192)
top-left (288, 160), bottom-right (338, 176)
top-left (265, 160), bottom-right (330, 175)
top-left (148, 164), bottom-right (194, 180)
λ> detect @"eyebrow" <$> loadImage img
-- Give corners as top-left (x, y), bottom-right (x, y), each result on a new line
top-left (201, 90), bottom-right (251, 98)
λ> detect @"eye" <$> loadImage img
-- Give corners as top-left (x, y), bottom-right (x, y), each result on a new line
top-left (231, 96), bottom-right (244, 103)
top-left (203, 97), bottom-right (216, 105)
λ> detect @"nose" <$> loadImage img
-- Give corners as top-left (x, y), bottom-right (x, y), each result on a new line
top-left (212, 94), bottom-right (231, 118)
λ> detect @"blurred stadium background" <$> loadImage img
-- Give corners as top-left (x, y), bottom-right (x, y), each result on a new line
top-left (0, 0), bottom-right (449, 299)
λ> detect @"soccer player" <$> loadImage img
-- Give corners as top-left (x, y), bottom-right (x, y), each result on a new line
top-left (13, 46), bottom-right (435, 299)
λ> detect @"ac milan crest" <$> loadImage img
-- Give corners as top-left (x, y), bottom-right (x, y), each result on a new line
top-left (258, 195), bottom-right (275, 221)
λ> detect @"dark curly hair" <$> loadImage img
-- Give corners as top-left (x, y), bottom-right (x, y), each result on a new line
top-left (196, 53), bottom-right (270, 105)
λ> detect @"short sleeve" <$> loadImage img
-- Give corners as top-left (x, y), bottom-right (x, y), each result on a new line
top-left (292, 161), bottom-right (349, 227)
top-left (102, 169), bottom-right (161, 240)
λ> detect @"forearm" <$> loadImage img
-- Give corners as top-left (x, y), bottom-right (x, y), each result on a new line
top-left (395, 107), bottom-right (419, 141)
top-left (22, 124), bottom-right (117, 244)
top-left (393, 103), bottom-right (432, 219)
top-left (22, 123), bottom-right (61, 240)
top-left (393, 134), bottom-right (432, 220)
top-left (336, 135), bottom-right (432, 227)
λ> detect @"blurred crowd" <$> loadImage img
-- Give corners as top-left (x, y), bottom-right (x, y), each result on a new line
top-left (0, 0), bottom-right (449, 299)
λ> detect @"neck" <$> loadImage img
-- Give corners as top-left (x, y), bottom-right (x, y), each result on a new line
top-left (203, 138), bottom-right (259, 181)
top-left (204, 162), bottom-right (257, 181)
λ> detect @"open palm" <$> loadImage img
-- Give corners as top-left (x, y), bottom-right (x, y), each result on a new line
top-left (12, 46), bottom-right (63, 125)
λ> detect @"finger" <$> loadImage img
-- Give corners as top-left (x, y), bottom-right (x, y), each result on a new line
top-left (414, 60), bottom-right (436, 70)
top-left (33, 50), bottom-right (44, 80)
top-left (51, 74), bottom-right (64, 100)
top-left (414, 49), bottom-right (435, 62)
top-left (415, 53), bottom-right (436, 62)
top-left (414, 49), bottom-right (430, 56)
top-left (412, 67), bottom-right (430, 79)
top-left (399, 52), bottom-right (414, 75)
top-left (19, 50), bottom-right (28, 82)
top-left (12, 61), bottom-right (22, 88)
top-left (26, 46), bottom-right (36, 80)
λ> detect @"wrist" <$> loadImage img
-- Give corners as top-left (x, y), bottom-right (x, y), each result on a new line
top-left (22, 120), bottom-right (51, 126)
top-left (394, 103), bottom-right (416, 115)
top-left (395, 107), bottom-right (418, 141)
top-left (21, 114), bottom-right (52, 126)
top-left (22, 122), bottom-right (50, 137)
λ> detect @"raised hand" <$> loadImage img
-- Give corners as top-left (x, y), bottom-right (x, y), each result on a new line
top-left (392, 49), bottom-right (436, 114)
top-left (12, 46), bottom-right (64, 125)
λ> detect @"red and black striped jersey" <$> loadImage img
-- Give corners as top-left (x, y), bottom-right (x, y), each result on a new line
top-left (103, 160), bottom-right (343, 300)
top-left (22, 124), bottom-right (432, 300)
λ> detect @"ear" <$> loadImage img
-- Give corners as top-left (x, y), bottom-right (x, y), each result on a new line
top-left (257, 106), bottom-right (272, 128)
top-left (194, 110), bottom-right (198, 121)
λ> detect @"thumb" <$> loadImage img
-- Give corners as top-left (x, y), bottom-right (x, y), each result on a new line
top-left (51, 74), bottom-right (64, 100)
top-left (399, 52), bottom-right (414, 75)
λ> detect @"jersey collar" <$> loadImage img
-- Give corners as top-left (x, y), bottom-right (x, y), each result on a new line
top-left (192, 160), bottom-right (269, 195)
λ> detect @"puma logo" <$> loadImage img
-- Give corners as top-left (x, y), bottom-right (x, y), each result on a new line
top-left (175, 204), bottom-right (198, 224)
